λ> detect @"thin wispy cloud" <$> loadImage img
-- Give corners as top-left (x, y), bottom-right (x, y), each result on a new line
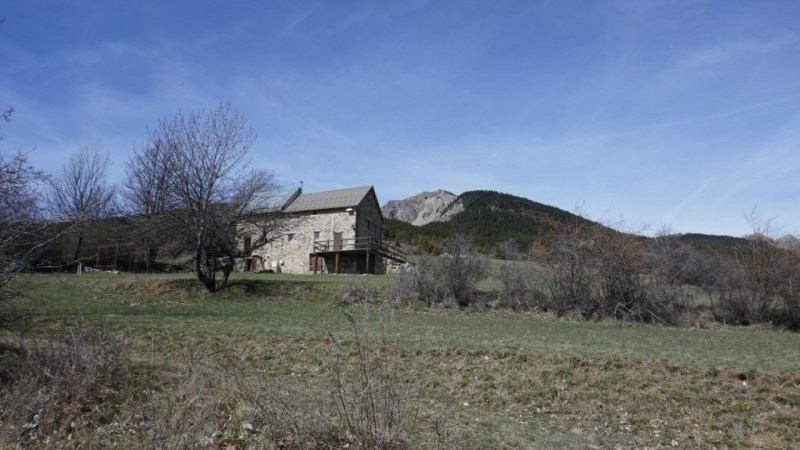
top-left (669, 33), bottom-right (796, 76)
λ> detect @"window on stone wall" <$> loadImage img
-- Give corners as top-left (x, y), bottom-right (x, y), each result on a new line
top-left (287, 233), bottom-right (295, 242)
top-left (243, 236), bottom-right (252, 252)
top-left (313, 231), bottom-right (320, 241)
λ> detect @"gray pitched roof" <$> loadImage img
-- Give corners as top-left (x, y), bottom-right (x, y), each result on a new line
top-left (282, 185), bottom-right (375, 213)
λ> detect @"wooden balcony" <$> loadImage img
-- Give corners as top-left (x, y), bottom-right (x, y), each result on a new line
top-left (311, 236), bottom-right (406, 274)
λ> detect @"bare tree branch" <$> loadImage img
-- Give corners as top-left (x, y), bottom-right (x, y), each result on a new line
top-left (0, 150), bottom-right (49, 290)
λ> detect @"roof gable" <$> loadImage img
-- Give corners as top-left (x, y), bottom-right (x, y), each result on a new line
top-left (282, 185), bottom-right (376, 213)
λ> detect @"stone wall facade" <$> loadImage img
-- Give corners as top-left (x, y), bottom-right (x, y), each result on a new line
top-left (251, 210), bottom-right (357, 274)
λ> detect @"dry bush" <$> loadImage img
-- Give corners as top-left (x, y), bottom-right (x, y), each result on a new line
top-left (705, 243), bottom-right (800, 328)
top-left (541, 221), bottom-right (695, 325)
top-left (700, 215), bottom-right (800, 327)
top-left (593, 230), bottom-right (648, 320)
top-left (329, 309), bottom-right (420, 449)
top-left (0, 323), bottom-right (134, 447)
top-left (540, 219), bottom-right (598, 317)
top-left (394, 237), bottom-right (486, 308)
top-left (776, 250), bottom-right (800, 329)
top-left (641, 235), bottom-right (693, 319)
top-left (393, 254), bottom-right (449, 307)
top-left (3, 326), bottom-right (244, 449)
top-left (496, 263), bottom-right (547, 311)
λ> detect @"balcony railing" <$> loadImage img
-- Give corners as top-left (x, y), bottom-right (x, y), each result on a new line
top-left (313, 236), bottom-right (406, 263)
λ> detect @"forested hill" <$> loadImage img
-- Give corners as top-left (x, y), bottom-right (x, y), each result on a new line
top-left (675, 233), bottom-right (751, 250)
top-left (382, 190), bottom-right (602, 251)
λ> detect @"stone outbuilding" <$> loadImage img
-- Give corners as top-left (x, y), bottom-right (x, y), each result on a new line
top-left (245, 185), bottom-right (405, 274)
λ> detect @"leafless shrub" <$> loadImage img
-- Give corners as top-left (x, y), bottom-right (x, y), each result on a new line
top-left (638, 232), bottom-right (694, 324)
top-left (772, 248), bottom-right (800, 329)
top-left (393, 239), bottom-right (487, 308)
top-left (541, 219), bottom-right (695, 324)
top-left (497, 263), bottom-right (547, 310)
top-left (702, 214), bottom-right (786, 326)
top-left (439, 237), bottom-right (488, 307)
top-left (0, 323), bottom-right (133, 447)
top-left (329, 309), bottom-right (420, 449)
top-left (593, 229), bottom-right (650, 321)
top-left (707, 247), bottom-right (800, 328)
top-left (393, 255), bottom-right (446, 307)
top-left (540, 218), bottom-right (598, 317)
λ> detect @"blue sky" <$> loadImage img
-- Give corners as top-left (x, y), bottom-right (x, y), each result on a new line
top-left (2, 1), bottom-right (799, 236)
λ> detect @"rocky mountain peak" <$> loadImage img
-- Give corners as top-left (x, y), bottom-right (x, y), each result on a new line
top-left (381, 189), bottom-right (462, 226)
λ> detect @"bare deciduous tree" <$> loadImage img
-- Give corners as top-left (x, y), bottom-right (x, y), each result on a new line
top-left (47, 146), bottom-right (117, 265)
top-left (1, 105), bottom-right (55, 291)
top-left (123, 139), bottom-right (177, 267)
top-left (128, 103), bottom-right (280, 291)
top-left (0, 149), bottom-right (46, 290)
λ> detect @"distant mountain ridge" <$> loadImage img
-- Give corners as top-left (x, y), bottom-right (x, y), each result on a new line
top-left (381, 189), bottom-right (797, 254)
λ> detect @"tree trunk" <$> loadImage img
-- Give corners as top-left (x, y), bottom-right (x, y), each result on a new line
top-left (73, 232), bottom-right (84, 266)
top-left (147, 245), bottom-right (158, 272)
top-left (194, 245), bottom-right (217, 292)
top-left (214, 253), bottom-right (235, 291)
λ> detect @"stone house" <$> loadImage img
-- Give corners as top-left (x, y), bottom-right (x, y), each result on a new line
top-left (244, 185), bottom-right (405, 274)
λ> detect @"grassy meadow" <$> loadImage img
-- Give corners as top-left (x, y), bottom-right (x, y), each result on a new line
top-left (2, 271), bottom-right (800, 448)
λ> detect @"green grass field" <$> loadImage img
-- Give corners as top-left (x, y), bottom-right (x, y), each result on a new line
top-left (2, 272), bottom-right (800, 448)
